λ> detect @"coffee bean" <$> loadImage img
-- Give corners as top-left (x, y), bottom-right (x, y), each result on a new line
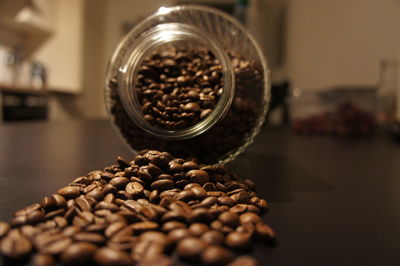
top-left (174, 190), bottom-right (196, 202)
top-left (105, 222), bottom-right (128, 238)
top-left (218, 196), bottom-right (236, 207)
top-left (255, 222), bottom-right (276, 245)
top-left (227, 255), bottom-right (258, 266)
top-left (201, 230), bottom-right (225, 245)
top-left (130, 221), bottom-right (159, 234)
top-left (188, 223), bottom-right (209, 237)
top-left (225, 232), bottom-right (251, 251)
top-left (186, 170), bottom-right (209, 185)
top-left (110, 177), bottom-right (130, 189)
top-left (201, 245), bottom-right (234, 265)
top-left (57, 186), bottom-right (81, 199)
top-left (240, 212), bottom-right (261, 224)
top-left (176, 237), bottom-right (207, 261)
top-left (0, 230), bottom-right (32, 258)
top-left (189, 208), bottom-right (212, 223)
top-left (139, 231), bottom-right (171, 248)
top-left (107, 235), bottom-right (137, 251)
top-left (151, 179), bottom-right (175, 191)
top-left (74, 232), bottom-right (105, 245)
top-left (161, 221), bottom-right (186, 233)
top-left (218, 211), bottom-right (240, 228)
top-left (94, 247), bottom-right (132, 266)
top-left (39, 236), bottom-right (72, 255)
top-left (168, 228), bottom-right (191, 243)
top-left (61, 242), bottom-right (97, 264)
top-left (95, 201), bottom-right (119, 212)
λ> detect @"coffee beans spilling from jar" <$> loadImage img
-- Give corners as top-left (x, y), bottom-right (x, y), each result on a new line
top-left (0, 150), bottom-right (275, 265)
top-left (108, 48), bottom-right (265, 164)
top-left (137, 47), bottom-right (223, 130)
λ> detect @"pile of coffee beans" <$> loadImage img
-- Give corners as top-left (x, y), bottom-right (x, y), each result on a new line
top-left (137, 47), bottom-right (223, 130)
top-left (108, 47), bottom-right (265, 163)
top-left (0, 150), bottom-right (275, 265)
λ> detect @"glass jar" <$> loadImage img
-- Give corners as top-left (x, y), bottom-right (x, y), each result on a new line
top-left (105, 5), bottom-right (270, 164)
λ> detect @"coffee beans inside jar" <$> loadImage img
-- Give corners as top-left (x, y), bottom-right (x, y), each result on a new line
top-left (108, 45), bottom-right (266, 164)
top-left (0, 150), bottom-right (276, 265)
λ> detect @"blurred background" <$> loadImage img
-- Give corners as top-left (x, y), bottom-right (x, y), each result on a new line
top-left (0, 0), bottom-right (399, 136)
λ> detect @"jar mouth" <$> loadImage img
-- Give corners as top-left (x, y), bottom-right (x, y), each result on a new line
top-left (117, 23), bottom-right (235, 140)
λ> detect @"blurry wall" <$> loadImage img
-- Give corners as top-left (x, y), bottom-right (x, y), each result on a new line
top-left (286, 0), bottom-right (400, 90)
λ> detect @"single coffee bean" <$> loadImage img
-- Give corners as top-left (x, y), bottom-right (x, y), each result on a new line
top-left (255, 222), bottom-right (276, 245)
top-left (139, 231), bottom-right (171, 247)
top-left (125, 182), bottom-right (144, 197)
top-left (201, 196), bottom-right (217, 207)
top-left (167, 228), bottom-right (191, 243)
top-left (94, 247), bottom-right (132, 266)
top-left (201, 245), bottom-right (234, 265)
top-left (107, 235), bottom-right (137, 251)
top-left (225, 231), bottom-right (252, 251)
top-left (105, 222), bottom-right (128, 238)
top-left (186, 170), bottom-right (209, 185)
top-left (217, 196), bottom-right (236, 207)
top-left (73, 232), bottom-right (105, 245)
top-left (188, 223), bottom-right (209, 237)
top-left (0, 222), bottom-right (10, 238)
top-left (176, 237), bottom-right (207, 261)
top-left (227, 256), bottom-right (258, 266)
top-left (30, 253), bottom-right (55, 266)
top-left (151, 179), bottom-right (175, 191)
top-left (60, 242), bottom-right (97, 264)
top-left (173, 190), bottom-right (196, 202)
top-left (95, 201), bottom-right (119, 212)
top-left (189, 208), bottom-right (212, 223)
top-left (130, 221), bottom-right (159, 234)
top-left (57, 186), bottom-right (81, 199)
top-left (191, 186), bottom-right (207, 200)
top-left (109, 177), bottom-right (130, 189)
top-left (39, 236), bottom-right (72, 255)
top-left (0, 230), bottom-right (32, 258)
top-left (240, 212), bottom-right (261, 224)
top-left (201, 230), bottom-right (225, 245)
top-left (218, 211), bottom-right (240, 228)
top-left (161, 221), bottom-right (186, 233)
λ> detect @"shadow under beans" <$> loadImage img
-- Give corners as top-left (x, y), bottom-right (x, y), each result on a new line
top-left (228, 153), bottom-right (334, 203)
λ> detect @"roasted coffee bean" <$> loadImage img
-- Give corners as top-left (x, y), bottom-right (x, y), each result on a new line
top-left (189, 208), bottom-right (212, 223)
top-left (201, 245), bottom-right (234, 265)
top-left (86, 188), bottom-right (104, 201)
top-left (174, 190), bottom-right (196, 202)
top-left (41, 197), bottom-right (58, 212)
top-left (38, 236), bottom-right (72, 255)
top-left (168, 228), bottom-right (191, 243)
top-left (201, 230), bottom-right (225, 245)
top-left (73, 232), bottom-right (105, 245)
top-left (73, 211), bottom-right (94, 227)
top-left (126, 182), bottom-right (144, 197)
top-left (218, 196), bottom-right (236, 207)
top-left (95, 201), bottom-right (119, 212)
top-left (139, 231), bottom-right (171, 248)
top-left (14, 203), bottom-right (41, 217)
top-left (74, 197), bottom-right (92, 212)
top-left (255, 222), bottom-right (276, 244)
top-left (109, 177), bottom-right (130, 189)
top-left (228, 255), bottom-right (258, 266)
top-left (186, 170), bottom-right (210, 185)
top-left (0, 230), bottom-right (32, 258)
top-left (201, 196), bottom-right (218, 207)
top-left (61, 242), bottom-right (97, 264)
top-left (151, 179), bottom-right (175, 191)
top-left (236, 222), bottom-right (256, 237)
top-left (191, 186), bottom-right (207, 200)
top-left (161, 221), bottom-right (186, 233)
top-left (188, 223), bottom-right (209, 237)
top-left (107, 235), bottom-right (137, 251)
top-left (240, 212), bottom-right (261, 224)
top-left (229, 204), bottom-right (248, 215)
top-left (176, 237), bottom-right (207, 261)
top-left (11, 216), bottom-right (27, 227)
top-left (105, 222), bottom-right (128, 238)
top-left (57, 186), bottom-right (81, 199)
top-left (130, 221), bottom-right (159, 234)
top-left (218, 211), bottom-right (240, 228)
top-left (30, 253), bottom-right (55, 266)
top-left (94, 247), bottom-right (132, 266)
top-left (0, 222), bottom-right (10, 238)
top-left (226, 232), bottom-right (252, 251)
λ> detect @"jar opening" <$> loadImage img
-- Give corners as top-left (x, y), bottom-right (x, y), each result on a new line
top-left (118, 23), bottom-right (235, 140)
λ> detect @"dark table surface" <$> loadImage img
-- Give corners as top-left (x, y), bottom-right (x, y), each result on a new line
top-left (0, 120), bottom-right (400, 266)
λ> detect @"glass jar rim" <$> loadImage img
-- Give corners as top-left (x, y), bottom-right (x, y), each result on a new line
top-left (117, 22), bottom-right (235, 140)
